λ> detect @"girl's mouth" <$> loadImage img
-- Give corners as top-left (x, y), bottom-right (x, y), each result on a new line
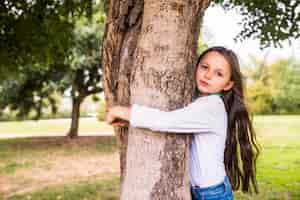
top-left (199, 80), bottom-right (209, 87)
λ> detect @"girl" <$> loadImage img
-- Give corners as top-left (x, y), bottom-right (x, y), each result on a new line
top-left (106, 46), bottom-right (260, 200)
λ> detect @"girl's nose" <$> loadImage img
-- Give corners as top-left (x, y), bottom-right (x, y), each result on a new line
top-left (204, 70), bottom-right (213, 79)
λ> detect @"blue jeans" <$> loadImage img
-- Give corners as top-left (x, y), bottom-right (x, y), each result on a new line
top-left (191, 176), bottom-right (234, 200)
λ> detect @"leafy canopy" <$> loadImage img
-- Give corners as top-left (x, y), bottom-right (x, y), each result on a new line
top-left (214, 0), bottom-right (300, 47)
top-left (0, 0), bottom-right (93, 78)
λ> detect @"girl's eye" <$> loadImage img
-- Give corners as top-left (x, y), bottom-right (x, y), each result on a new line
top-left (216, 72), bottom-right (223, 77)
top-left (200, 65), bottom-right (208, 69)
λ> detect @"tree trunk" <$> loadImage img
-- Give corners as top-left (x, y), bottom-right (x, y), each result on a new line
top-left (121, 1), bottom-right (210, 199)
top-left (102, 0), bottom-right (210, 199)
top-left (68, 97), bottom-right (82, 138)
top-left (102, 0), bottom-right (143, 181)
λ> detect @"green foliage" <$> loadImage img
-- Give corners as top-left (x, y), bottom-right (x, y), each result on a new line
top-left (0, 1), bottom-right (105, 120)
top-left (0, 0), bottom-right (93, 77)
top-left (214, 0), bottom-right (300, 47)
top-left (270, 59), bottom-right (300, 114)
top-left (246, 58), bottom-right (300, 114)
top-left (0, 108), bottom-right (73, 121)
top-left (247, 81), bottom-right (273, 114)
top-left (197, 36), bottom-right (209, 56)
top-left (0, 64), bottom-right (69, 120)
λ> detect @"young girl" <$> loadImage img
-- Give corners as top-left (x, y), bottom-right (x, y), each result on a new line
top-left (106, 46), bottom-right (260, 200)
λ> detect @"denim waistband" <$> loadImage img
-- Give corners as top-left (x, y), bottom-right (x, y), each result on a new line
top-left (191, 176), bottom-right (231, 192)
top-left (191, 176), bottom-right (233, 200)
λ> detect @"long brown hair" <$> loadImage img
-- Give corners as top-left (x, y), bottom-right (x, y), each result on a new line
top-left (196, 46), bottom-right (260, 193)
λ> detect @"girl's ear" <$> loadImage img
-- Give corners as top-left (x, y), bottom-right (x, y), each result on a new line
top-left (223, 80), bottom-right (234, 91)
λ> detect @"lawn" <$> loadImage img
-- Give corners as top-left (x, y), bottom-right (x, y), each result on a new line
top-left (234, 115), bottom-right (300, 199)
top-left (0, 118), bottom-right (113, 135)
top-left (0, 115), bottom-right (300, 199)
top-left (0, 136), bottom-right (119, 200)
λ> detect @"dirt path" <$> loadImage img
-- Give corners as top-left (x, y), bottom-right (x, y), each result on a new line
top-left (0, 117), bottom-right (114, 139)
top-left (0, 131), bottom-right (114, 139)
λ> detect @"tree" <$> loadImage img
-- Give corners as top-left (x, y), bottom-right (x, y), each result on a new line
top-left (101, 0), bottom-right (300, 199)
top-left (0, 0), bottom-right (93, 73)
top-left (65, 11), bottom-right (105, 138)
top-left (244, 56), bottom-right (300, 115)
top-left (0, 1), bottom-right (105, 138)
top-left (269, 59), bottom-right (300, 114)
top-left (244, 54), bottom-right (274, 114)
top-left (216, 0), bottom-right (300, 47)
top-left (0, 65), bottom-right (68, 119)
top-left (246, 80), bottom-right (273, 114)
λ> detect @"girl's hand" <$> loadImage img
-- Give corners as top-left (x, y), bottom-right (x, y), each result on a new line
top-left (106, 106), bottom-right (131, 127)
top-left (105, 107), bottom-right (118, 125)
top-left (109, 118), bottom-right (129, 127)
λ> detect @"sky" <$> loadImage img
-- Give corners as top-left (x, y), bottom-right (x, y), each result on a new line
top-left (201, 5), bottom-right (300, 65)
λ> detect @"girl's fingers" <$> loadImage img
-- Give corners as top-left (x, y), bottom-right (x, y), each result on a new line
top-left (111, 122), bottom-right (128, 127)
top-left (105, 107), bottom-right (130, 126)
top-left (111, 119), bottom-right (129, 127)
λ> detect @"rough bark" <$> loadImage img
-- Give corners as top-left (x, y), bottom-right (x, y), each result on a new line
top-left (68, 97), bottom-right (82, 138)
top-left (120, 0), bottom-right (210, 199)
top-left (102, 0), bottom-right (143, 181)
top-left (102, 0), bottom-right (210, 199)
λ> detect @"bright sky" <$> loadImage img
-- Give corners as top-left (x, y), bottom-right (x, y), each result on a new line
top-left (202, 5), bottom-right (300, 65)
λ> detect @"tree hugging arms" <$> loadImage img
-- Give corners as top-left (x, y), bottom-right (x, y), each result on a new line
top-left (106, 106), bottom-right (131, 127)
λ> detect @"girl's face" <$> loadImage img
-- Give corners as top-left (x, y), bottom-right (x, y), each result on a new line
top-left (196, 51), bottom-right (234, 95)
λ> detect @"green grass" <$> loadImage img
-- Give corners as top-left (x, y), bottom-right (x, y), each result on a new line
top-left (9, 176), bottom-right (120, 200)
top-left (1, 115), bottom-right (300, 199)
top-left (0, 118), bottom-right (112, 134)
top-left (1, 160), bottom-right (32, 174)
top-left (234, 115), bottom-right (300, 199)
top-left (0, 137), bottom-right (117, 176)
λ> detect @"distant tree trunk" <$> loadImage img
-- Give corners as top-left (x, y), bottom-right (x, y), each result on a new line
top-left (102, 0), bottom-right (210, 199)
top-left (68, 97), bottom-right (83, 138)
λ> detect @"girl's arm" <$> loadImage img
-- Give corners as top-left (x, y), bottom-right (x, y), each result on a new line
top-left (106, 95), bottom-right (224, 134)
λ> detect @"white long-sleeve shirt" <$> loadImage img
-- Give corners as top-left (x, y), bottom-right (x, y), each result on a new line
top-left (130, 95), bottom-right (227, 188)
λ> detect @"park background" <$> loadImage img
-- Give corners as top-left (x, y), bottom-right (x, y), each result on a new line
top-left (0, 0), bottom-right (299, 199)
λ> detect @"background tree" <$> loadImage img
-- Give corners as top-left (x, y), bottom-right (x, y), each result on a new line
top-left (65, 11), bottom-right (105, 138)
top-left (0, 0), bottom-right (93, 78)
top-left (270, 59), bottom-right (300, 114)
top-left (245, 57), bottom-right (300, 115)
top-left (244, 54), bottom-right (273, 114)
top-left (0, 0), bottom-right (105, 138)
top-left (216, 0), bottom-right (300, 47)
top-left (102, 0), bottom-right (300, 199)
